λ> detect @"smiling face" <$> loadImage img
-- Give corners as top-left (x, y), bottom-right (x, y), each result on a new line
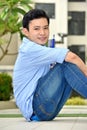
top-left (22, 18), bottom-right (49, 45)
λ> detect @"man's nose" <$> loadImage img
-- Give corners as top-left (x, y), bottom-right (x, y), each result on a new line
top-left (40, 29), bottom-right (45, 35)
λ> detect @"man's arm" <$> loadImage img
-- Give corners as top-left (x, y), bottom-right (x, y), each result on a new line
top-left (65, 51), bottom-right (87, 77)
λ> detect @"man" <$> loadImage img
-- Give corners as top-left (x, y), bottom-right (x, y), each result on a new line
top-left (13, 9), bottom-right (87, 121)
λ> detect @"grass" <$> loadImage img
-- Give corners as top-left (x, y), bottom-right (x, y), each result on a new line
top-left (0, 113), bottom-right (87, 118)
top-left (58, 114), bottom-right (87, 117)
top-left (0, 114), bottom-right (23, 118)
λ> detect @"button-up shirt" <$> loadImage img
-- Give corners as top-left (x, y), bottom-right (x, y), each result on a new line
top-left (13, 37), bottom-right (69, 121)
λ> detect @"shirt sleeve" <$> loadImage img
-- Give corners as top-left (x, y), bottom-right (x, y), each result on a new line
top-left (22, 42), bottom-right (69, 66)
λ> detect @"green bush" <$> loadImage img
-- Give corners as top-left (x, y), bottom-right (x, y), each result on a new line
top-left (65, 97), bottom-right (86, 105)
top-left (70, 90), bottom-right (83, 98)
top-left (0, 73), bottom-right (13, 101)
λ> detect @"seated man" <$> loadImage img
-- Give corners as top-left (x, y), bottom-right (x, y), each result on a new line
top-left (13, 9), bottom-right (87, 121)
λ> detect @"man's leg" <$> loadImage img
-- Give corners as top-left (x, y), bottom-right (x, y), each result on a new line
top-left (32, 63), bottom-right (72, 121)
top-left (32, 62), bottom-right (87, 121)
top-left (53, 62), bottom-right (87, 118)
top-left (63, 62), bottom-right (87, 98)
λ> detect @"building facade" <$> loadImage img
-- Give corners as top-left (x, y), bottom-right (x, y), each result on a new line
top-left (0, 0), bottom-right (87, 74)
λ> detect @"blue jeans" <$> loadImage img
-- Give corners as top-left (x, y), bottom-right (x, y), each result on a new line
top-left (32, 62), bottom-right (87, 121)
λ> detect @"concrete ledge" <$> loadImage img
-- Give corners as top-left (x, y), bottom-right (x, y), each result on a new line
top-left (0, 100), bottom-right (17, 110)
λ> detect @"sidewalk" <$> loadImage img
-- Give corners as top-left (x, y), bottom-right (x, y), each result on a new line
top-left (0, 105), bottom-right (87, 130)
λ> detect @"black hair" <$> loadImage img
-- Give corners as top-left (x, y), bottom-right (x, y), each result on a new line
top-left (22, 9), bottom-right (49, 30)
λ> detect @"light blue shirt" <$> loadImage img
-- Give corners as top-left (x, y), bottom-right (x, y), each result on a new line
top-left (13, 37), bottom-right (69, 121)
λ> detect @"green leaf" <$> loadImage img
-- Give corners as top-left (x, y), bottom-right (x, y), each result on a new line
top-left (0, 19), bottom-right (6, 35)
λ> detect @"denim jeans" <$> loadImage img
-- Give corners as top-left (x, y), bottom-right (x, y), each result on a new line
top-left (32, 62), bottom-right (87, 121)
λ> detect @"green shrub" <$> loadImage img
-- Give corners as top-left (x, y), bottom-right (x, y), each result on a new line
top-left (70, 90), bottom-right (83, 98)
top-left (66, 97), bottom-right (86, 105)
top-left (0, 73), bottom-right (13, 101)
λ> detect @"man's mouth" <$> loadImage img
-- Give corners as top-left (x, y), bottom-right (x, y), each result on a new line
top-left (38, 37), bottom-right (47, 41)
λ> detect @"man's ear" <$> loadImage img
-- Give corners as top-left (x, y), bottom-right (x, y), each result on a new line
top-left (22, 28), bottom-right (29, 37)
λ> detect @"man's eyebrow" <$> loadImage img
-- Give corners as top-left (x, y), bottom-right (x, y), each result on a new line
top-left (44, 25), bottom-right (49, 27)
top-left (34, 25), bottom-right (49, 28)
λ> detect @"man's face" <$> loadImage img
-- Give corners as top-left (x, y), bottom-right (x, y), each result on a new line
top-left (23, 18), bottom-right (49, 45)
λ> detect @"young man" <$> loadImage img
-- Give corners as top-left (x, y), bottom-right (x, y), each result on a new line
top-left (13, 9), bottom-right (87, 121)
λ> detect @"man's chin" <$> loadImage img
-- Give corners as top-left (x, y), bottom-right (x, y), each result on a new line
top-left (37, 42), bottom-right (46, 46)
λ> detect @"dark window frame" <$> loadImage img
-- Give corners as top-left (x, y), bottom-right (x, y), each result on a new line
top-left (35, 3), bottom-right (55, 19)
top-left (68, 11), bottom-right (85, 35)
top-left (68, 0), bottom-right (86, 2)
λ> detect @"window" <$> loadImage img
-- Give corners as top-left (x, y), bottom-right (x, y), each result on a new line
top-left (35, 3), bottom-right (55, 19)
top-left (68, 12), bottom-right (85, 35)
top-left (68, 0), bottom-right (85, 2)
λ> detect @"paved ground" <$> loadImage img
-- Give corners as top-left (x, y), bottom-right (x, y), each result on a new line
top-left (0, 105), bottom-right (87, 130)
top-left (0, 116), bottom-right (87, 130)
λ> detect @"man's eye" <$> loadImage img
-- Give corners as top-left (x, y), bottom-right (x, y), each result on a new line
top-left (44, 27), bottom-right (49, 29)
top-left (34, 28), bottom-right (39, 30)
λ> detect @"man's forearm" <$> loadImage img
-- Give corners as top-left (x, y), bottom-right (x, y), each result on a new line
top-left (65, 51), bottom-right (87, 77)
